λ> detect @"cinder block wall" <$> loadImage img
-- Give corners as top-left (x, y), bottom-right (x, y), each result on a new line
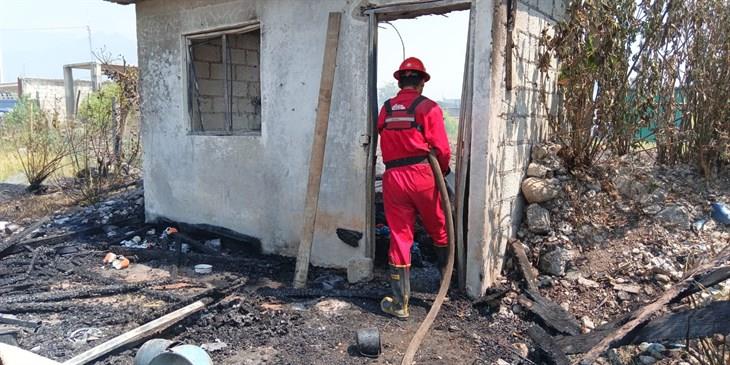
top-left (191, 31), bottom-right (261, 132)
top-left (493, 0), bottom-right (563, 276)
top-left (19, 78), bottom-right (93, 120)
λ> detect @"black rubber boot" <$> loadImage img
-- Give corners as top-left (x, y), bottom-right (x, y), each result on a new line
top-left (434, 245), bottom-right (450, 276)
top-left (380, 267), bottom-right (410, 319)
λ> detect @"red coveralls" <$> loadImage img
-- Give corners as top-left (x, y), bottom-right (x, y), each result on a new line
top-left (378, 89), bottom-right (451, 267)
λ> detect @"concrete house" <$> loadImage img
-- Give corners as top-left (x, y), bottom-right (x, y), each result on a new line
top-left (109, 0), bottom-right (563, 298)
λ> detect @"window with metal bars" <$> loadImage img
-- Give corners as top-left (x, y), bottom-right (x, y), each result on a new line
top-left (187, 24), bottom-right (261, 134)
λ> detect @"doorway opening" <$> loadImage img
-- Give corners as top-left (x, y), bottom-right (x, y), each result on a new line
top-left (365, 3), bottom-right (473, 290)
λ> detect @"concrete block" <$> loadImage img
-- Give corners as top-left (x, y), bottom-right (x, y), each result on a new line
top-left (537, 0), bottom-right (554, 18)
top-left (232, 81), bottom-right (247, 97)
top-left (245, 50), bottom-right (259, 66)
top-left (197, 96), bottom-right (213, 113)
top-left (230, 49), bottom-right (246, 64)
top-left (233, 32), bottom-right (259, 50)
top-left (200, 112), bottom-right (226, 130)
top-left (500, 144), bottom-right (518, 172)
top-left (249, 82), bottom-right (261, 96)
top-left (528, 8), bottom-right (547, 36)
top-left (501, 170), bottom-right (524, 200)
top-left (212, 96), bottom-right (227, 113)
top-left (347, 257), bottom-right (373, 283)
top-left (515, 2), bottom-right (530, 32)
top-left (193, 44), bottom-right (221, 63)
top-left (236, 66), bottom-right (259, 82)
top-left (193, 62), bottom-right (210, 79)
top-left (553, 0), bottom-right (566, 19)
top-left (235, 97), bottom-right (256, 114)
top-left (197, 79), bottom-right (224, 97)
top-left (498, 199), bottom-right (515, 229)
top-left (210, 62), bottom-right (226, 80)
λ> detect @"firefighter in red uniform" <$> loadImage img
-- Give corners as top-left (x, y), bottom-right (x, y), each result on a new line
top-left (378, 57), bottom-right (451, 319)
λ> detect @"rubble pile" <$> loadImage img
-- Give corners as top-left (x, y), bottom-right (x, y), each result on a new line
top-left (513, 142), bottom-right (730, 364)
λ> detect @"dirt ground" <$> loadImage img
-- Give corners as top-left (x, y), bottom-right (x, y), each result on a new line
top-left (0, 184), bottom-right (529, 365)
top-left (1, 148), bottom-right (728, 365)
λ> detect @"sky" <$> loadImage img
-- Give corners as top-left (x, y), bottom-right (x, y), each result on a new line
top-left (378, 11), bottom-right (469, 100)
top-left (0, 0), bottom-right (136, 82)
top-left (0, 1), bottom-right (468, 98)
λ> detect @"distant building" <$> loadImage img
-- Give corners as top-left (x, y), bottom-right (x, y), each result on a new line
top-left (0, 78), bottom-right (94, 120)
top-left (0, 91), bottom-right (17, 119)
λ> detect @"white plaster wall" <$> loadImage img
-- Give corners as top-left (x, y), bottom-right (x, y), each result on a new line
top-left (136, 0), bottom-right (370, 268)
top-left (135, 0), bottom-right (563, 295)
top-left (465, 0), bottom-right (563, 297)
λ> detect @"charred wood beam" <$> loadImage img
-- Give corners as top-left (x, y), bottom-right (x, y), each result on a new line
top-left (109, 246), bottom-right (261, 266)
top-left (362, 0), bottom-right (471, 21)
top-left (579, 246), bottom-right (730, 364)
top-left (0, 301), bottom-right (78, 313)
top-left (0, 279), bottom-right (171, 304)
top-left (0, 218), bottom-right (49, 256)
top-left (556, 300), bottom-right (730, 354)
top-left (527, 324), bottom-right (570, 365)
top-left (0, 314), bottom-right (40, 329)
top-left (156, 219), bottom-right (262, 252)
top-left (519, 289), bottom-right (582, 336)
top-left (2, 217), bottom-right (141, 258)
top-left (510, 240), bottom-right (539, 292)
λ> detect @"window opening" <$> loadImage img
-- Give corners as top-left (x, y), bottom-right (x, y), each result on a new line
top-left (187, 26), bottom-right (261, 134)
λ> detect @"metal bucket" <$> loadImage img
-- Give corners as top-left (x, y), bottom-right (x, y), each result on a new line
top-left (134, 338), bottom-right (174, 365)
top-left (148, 344), bottom-right (213, 365)
top-left (356, 327), bottom-right (381, 358)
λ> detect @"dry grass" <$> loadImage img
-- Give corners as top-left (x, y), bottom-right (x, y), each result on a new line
top-left (0, 144), bottom-right (24, 182)
top-left (0, 189), bottom-right (76, 222)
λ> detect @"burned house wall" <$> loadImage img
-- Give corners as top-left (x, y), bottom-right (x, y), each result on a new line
top-left (134, 0), bottom-right (562, 295)
top-left (136, 0), bottom-right (370, 268)
top-left (466, 0), bottom-right (563, 296)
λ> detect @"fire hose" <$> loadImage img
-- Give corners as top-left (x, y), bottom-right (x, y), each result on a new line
top-left (400, 152), bottom-right (455, 365)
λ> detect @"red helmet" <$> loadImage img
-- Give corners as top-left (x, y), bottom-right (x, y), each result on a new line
top-left (393, 57), bottom-right (430, 82)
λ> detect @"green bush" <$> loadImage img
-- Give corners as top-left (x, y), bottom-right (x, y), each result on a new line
top-left (1, 97), bottom-right (66, 191)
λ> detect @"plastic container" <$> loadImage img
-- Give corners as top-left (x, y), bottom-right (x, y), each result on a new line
top-left (194, 264), bottom-right (212, 274)
top-left (134, 339), bottom-right (174, 365)
top-left (148, 344), bottom-right (213, 365)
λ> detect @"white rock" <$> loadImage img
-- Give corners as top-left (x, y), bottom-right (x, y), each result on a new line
top-left (314, 299), bottom-right (351, 315)
top-left (613, 174), bottom-right (647, 199)
top-left (531, 145), bottom-right (549, 160)
top-left (526, 163), bottom-right (549, 178)
top-left (581, 316), bottom-right (595, 329)
top-left (512, 343), bottom-right (529, 358)
top-left (578, 276), bottom-right (600, 288)
top-left (522, 178), bottom-right (561, 204)
top-left (201, 341), bottom-right (228, 352)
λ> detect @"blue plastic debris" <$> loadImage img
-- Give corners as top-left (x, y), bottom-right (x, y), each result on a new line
top-left (711, 202), bottom-right (730, 225)
top-left (375, 224), bottom-right (390, 237)
top-left (692, 218), bottom-right (707, 233)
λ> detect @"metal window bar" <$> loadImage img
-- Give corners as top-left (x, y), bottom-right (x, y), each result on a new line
top-left (187, 42), bottom-right (205, 132)
top-left (222, 34), bottom-right (232, 132)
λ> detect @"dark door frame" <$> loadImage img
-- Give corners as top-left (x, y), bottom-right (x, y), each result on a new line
top-left (363, 0), bottom-right (474, 290)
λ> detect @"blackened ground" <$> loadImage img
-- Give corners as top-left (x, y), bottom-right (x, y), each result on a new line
top-left (1, 185), bottom-right (530, 365)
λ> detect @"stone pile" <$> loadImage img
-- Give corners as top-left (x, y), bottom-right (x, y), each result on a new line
top-left (513, 142), bottom-right (730, 364)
